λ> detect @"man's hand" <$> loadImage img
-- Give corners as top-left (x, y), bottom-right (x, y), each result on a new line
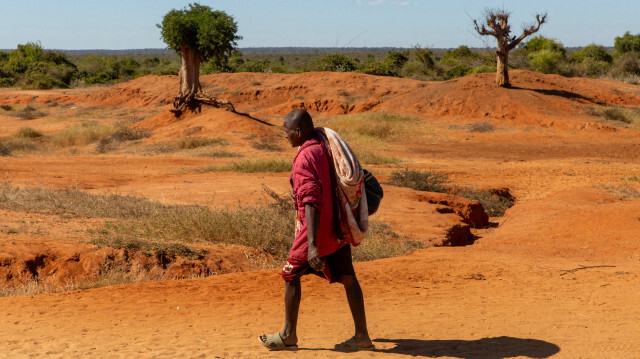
top-left (308, 243), bottom-right (325, 271)
top-left (305, 203), bottom-right (325, 271)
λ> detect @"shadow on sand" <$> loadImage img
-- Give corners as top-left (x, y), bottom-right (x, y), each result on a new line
top-left (372, 336), bottom-right (560, 358)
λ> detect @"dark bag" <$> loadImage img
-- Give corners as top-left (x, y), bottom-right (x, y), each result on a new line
top-left (363, 169), bottom-right (383, 215)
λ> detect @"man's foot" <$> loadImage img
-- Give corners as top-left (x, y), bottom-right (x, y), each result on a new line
top-left (258, 333), bottom-right (298, 351)
top-left (334, 336), bottom-right (375, 351)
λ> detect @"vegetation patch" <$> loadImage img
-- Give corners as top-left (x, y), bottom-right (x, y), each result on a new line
top-left (453, 188), bottom-right (515, 217)
top-left (602, 185), bottom-right (640, 199)
top-left (96, 127), bottom-right (151, 153)
top-left (326, 112), bottom-right (423, 145)
top-left (0, 142), bottom-right (11, 156)
top-left (468, 122), bottom-right (495, 132)
top-left (51, 121), bottom-right (118, 147)
top-left (91, 235), bottom-right (207, 259)
top-left (623, 176), bottom-right (640, 182)
top-left (177, 137), bottom-right (227, 149)
top-left (356, 149), bottom-right (401, 165)
top-left (251, 137), bottom-right (283, 152)
top-left (585, 105), bottom-right (640, 125)
top-left (352, 222), bottom-right (423, 262)
top-left (140, 142), bottom-right (178, 154)
top-left (196, 159), bottom-right (291, 173)
top-left (390, 168), bottom-right (514, 217)
top-left (15, 127), bottom-right (43, 138)
top-left (196, 151), bottom-right (243, 158)
top-left (391, 168), bottom-right (449, 193)
top-left (11, 105), bottom-right (46, 120)
top-left (1, 138), bottom-right (38, 153)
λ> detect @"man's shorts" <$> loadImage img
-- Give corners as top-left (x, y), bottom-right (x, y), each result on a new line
top-left (281, 244), bottom-right (355, 283)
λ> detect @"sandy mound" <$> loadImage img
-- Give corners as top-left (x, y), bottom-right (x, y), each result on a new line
top-left (67, 75), bottom-right (176, 109)
top-left (54, 70), bottom-right (640, 133)
top-left (132, 107), bottom-right (280, 143)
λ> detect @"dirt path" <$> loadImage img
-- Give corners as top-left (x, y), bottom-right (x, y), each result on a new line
top-left (1, 186), bottom-right (639, 358)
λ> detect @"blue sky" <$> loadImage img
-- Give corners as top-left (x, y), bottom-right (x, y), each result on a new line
top-left (1, 0), bottom-right (639, 50)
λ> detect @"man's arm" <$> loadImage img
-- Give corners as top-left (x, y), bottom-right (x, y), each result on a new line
top-left (305, 204), bottom-right (324, 271)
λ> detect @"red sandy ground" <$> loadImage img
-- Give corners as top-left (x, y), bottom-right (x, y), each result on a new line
top-left (1, 70), bottom-right (640, 358)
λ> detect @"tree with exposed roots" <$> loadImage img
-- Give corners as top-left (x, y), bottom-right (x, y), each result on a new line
top-left (474, 9), bottom-right (547, 87)
top-left (158, 3), bottom-right (241, 114)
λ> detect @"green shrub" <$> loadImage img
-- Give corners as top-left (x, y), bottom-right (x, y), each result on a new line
top-left (569, 44), bottom-right (613, 64)
top-left (315, 53), bottom-right (358, 72)
top-left (445, 65), bottom-right (471, 79)
top-left (469, 65), bottom-right (496, 74)
top-left (609, 52), bottom-right (640, 78)
top-left (441, 46), bottom-right (478, 66)
top-left (391, 168), bottom-right (449, 193)
top-left (522, 36), bottom-right (567, 56)
top-left (528, 49), bottom-right (565, 74)
top-left (3, 42), bottom-right (78, 89)
top-left (614, 32), bottom-right (640, 55)
top-left (0, 77), bottom-right (16, 87)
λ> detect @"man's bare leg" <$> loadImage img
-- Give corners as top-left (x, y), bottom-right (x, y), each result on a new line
top-left (280, 278), bottom-right (301, 346)
top-left (338, 274), bottom-right (372, 347)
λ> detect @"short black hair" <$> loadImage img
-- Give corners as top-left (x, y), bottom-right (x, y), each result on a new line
top-left (284, 109), bottom-right (314, 133)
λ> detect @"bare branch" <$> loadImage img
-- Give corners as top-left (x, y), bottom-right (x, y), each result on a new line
top-left (473, 19), bottom-right (496, 37)
top-left (509, 13), bottom-right (547, 50)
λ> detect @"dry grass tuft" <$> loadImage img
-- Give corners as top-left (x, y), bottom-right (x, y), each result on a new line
top-left (189, 159), bottom-right (291, 173)
top-left (356, 149), bottom-right (401, 165)
top-left (586, 105), bottom-right (640, 125)
top-left (15, 127), bottom-right (43, 138)
top-left (324, 112), bottom-right (427, 147)
top-left (177, 137), bottom-right (227, 149)
top-left (391, 168), bottom-right (449, 193)
top-left (51, 121), bottom-right (118, 147)
top-left (11, 105), bottom-right (46, 120)
top-left (352, 222), bottom-right (423, 261)
top-left (251, 137), bottom-right (283, 152)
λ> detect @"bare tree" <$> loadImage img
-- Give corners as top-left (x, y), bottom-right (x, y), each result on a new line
top-left (474, 9), bottom-right (547, 87)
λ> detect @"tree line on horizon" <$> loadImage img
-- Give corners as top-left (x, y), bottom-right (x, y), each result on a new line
top-left (1, 11), bottom-right (640, 91)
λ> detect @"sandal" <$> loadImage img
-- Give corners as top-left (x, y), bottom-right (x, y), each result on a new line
top-left (258, 333), bottom-right (299, 351)
top-left (334, 336), bottom-right (375, 351)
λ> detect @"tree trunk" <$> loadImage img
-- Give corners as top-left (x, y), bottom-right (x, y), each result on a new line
top-left (496, 52), bottom-right (509, 87)
top-left (172, 45), bottom-right (235, 116)
top-left (495, 40), bottom-right (510, 88)
top-left (179, 45), bottom-right (201, 99)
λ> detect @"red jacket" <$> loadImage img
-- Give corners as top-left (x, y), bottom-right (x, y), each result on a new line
top-left (289, 134), bottom-right (342, 260)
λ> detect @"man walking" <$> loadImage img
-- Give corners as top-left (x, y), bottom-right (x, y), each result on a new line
top-left (259, 109), bottom-right (374, 351)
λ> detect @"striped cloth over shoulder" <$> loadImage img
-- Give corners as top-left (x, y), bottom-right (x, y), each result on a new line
top-left (315, 127), bottom-right (369, 246)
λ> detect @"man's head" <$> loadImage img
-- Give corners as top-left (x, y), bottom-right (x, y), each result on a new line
top-left (283, 109), bottom-right (315, 147)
